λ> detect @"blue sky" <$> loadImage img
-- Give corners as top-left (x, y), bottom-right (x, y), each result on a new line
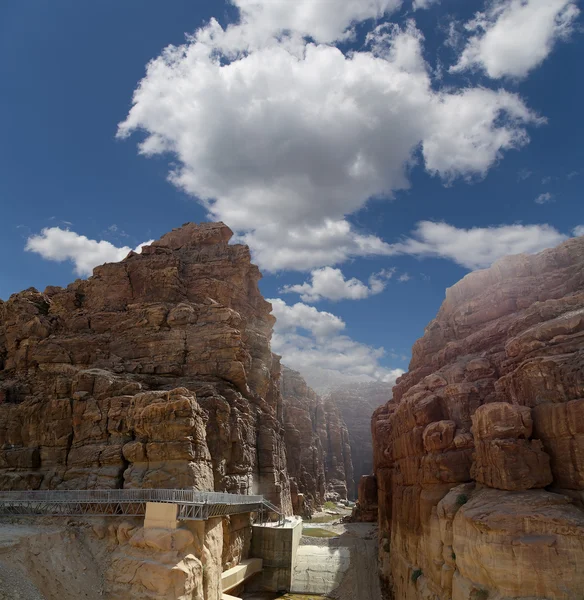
top-left (1, 0), bottom-right (583, 390)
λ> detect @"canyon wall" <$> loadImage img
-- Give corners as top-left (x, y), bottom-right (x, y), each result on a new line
top-left (372, 236), bottom-right (584, 599)
top-left (325, 382), bottom-right (393, 498)
top-left (0, 221), bottom-right (297, 599)
top-left (0, 221), bottom-right (292, 508)
top-left (281, 366), bottom-right (353, 510)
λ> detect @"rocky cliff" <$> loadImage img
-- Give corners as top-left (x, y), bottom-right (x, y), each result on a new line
top-left (372, 236), bottom-right (584, 599)
top-left (325, 382), bottom-right (393, 499)
top-left (0, 222), bottom-right (292, 515)
top-left (281, 366), bottom-right (353, 511)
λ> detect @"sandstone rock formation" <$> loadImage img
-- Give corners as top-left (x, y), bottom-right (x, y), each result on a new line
top-left (0, 515), bottom-right (251, 600)
top-left (281, 366), bottom-right (353, 511)
top-left (0, 222), bottom-right (292, 514)
top-left (325, 382), bottom-right (393, 498)
top-left (372, 236), bottom-right (584, 599)
top-left (351, 474), bottom-right (378, 522)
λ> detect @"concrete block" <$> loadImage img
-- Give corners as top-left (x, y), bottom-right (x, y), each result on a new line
top-left (144, 502), bottom-right (178, 530)
top-left (221, 558), bottom-right (263, 592)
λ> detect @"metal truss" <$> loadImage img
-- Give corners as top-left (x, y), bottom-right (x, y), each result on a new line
top-left (0, 489), bottom-right (282, 522)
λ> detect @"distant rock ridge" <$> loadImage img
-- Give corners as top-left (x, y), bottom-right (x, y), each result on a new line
top-left (0, 222), bottom-right (292, 515)
top-left (280, 365), bottom-right (353, 511)
top-left (372, 235), bottom-right (584, 599)
top-left (324, 381), bottom-right (393, 498)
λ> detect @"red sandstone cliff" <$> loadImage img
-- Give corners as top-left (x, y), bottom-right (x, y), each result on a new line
top-left (281, 366), bottom-right (354, 511)
top-left (0, 222), bottom-right (292, 514)
top-left (372, 236), bottom-right (584, 599)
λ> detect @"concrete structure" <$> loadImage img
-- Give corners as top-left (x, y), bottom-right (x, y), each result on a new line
top-left (144, 502), bottom-right (178, 529)
top-left (248, 516), bottom-right (302, 592)
top-left (221, 558), bottom-right (263, 593)
top-left (291, 546), bottom-right (351, 594)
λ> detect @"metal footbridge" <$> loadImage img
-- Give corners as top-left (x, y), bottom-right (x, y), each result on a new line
top-left (0, 489), bottom-right (284, 523)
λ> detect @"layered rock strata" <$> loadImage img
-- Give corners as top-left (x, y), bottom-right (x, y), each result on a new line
top-left (373, 236), bottom-right (584, 599)
top-left (0, 222), bottom-right (292, 514)
top-left (281, 366), bottom-right (353, 510)
top-left (325, 382), bottom-right (393, 498)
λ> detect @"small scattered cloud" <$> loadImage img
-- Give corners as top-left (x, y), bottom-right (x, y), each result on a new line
top-left (535, 192), bottom-right (554, 204)
top-left (451, 0), bottom-right (580, 79)
top-left (413, 0), bottom-right (440, 9)
top-left (268, 298), bottom-right (345, 337)
top-left (574, 225), bottom-right (584, 237)
top-left (398, 273), bottom-right (412, 282)
top-left (390, 221), bottom-right (568, 269)
top-left (269, 298), bottom-right (404, 391)
top-left (25, 227), bottom-right (152, 276)
top-left (517, 168), bottom-right (532, 181)
top-left (541, 176), bottom-right (554, 185)
top-left (281, 267), bottom-right (394, 303)
top-left (567, 170), bottom-right (579, 180)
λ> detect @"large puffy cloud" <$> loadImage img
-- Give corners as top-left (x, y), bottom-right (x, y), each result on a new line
top-left (118, 18), bottom-right (541, 272)
top-left (281, 266), bottom-right (394, 302)
top-left (451, 0), bottom-right (580, 79)
top-left (25, 227), bottom-right (152, 276)
top-left (392, 221), bottom-right (568, 269)
top-left (269, 298), bottom-right (404, 391)
top-left (233, 0), bottom-right (403, 44)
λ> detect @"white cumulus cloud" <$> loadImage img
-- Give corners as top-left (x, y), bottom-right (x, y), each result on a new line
top-left (451, 0), bottom-right (580, 79)
top-left (268, 298), bottom-right (346, 337)
top-left (391, 221), bottom-right (568, 269)
top-left (269, 298), bottom-right (404, 391)
top-left (281, 267), bottom-right (394, 302)
top-left (574, 225), bottom-right (584, 237)
top-left (118, 14), bottom-right (541, 272)
top-left (233, 0), bottom-right (403, 45)
top-left (25, 227), bottom-right (152, 276)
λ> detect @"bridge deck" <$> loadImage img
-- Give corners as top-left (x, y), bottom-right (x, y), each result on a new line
top-left (0, 489), bottom-right (283, 522)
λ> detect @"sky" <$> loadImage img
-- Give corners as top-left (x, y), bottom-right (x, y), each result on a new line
top-left (1, 0), bottom-right (583, 391)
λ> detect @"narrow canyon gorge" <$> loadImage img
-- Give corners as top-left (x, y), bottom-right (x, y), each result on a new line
top-left (0, 222), bottom-right (583, 600)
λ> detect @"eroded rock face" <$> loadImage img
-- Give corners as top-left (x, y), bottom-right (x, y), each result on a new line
top-left (281, 366), bottom-right (353, 510)
top-left (325, 382), bottom-right (393, 498)
top-left (0, 222), bottom-right (292, 514)
top-left (372, 236), bottom-right (584, 599)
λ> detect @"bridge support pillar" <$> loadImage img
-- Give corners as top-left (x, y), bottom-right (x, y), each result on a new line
top-left (144, 502), bottom-right (178, 529)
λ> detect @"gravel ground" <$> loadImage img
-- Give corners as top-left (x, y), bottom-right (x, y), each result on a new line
top-left (0, 562), bottom-right (45, 600)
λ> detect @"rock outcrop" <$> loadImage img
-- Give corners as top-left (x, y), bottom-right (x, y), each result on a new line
top-left (325, 382), bottom-right (393, 498)
top-left (372, 236), bottom-right (584, 599)
top-left (0, 222), bottom-right (292, 515)
top-left (351, 474), bottom-right (379, 522)
top-left (281, 366), bottom-right (353, 511)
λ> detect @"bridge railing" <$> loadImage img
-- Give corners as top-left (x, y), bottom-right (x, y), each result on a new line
top-left (0, 489), bottom-right (281, 522)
